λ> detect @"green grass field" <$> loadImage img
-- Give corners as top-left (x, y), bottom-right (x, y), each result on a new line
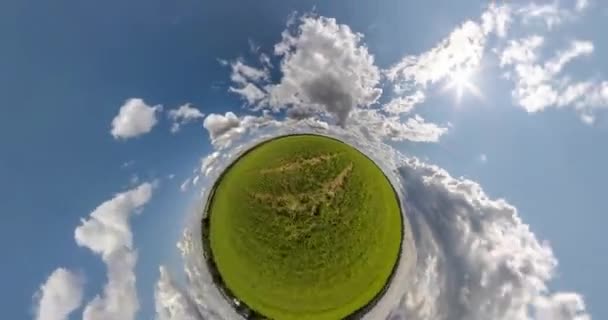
top-left (207, 134), bottom-right (402, 319)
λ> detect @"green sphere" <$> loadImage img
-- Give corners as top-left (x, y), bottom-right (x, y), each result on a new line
top-left (205, 134), bottom-right (402, 319)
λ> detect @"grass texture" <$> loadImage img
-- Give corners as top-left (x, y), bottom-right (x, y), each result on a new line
top-left (207, 134), bottom-right (402, 319)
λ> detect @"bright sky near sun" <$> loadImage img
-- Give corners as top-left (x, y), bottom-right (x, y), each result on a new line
top-left (1, 0), bottom-right (607, 319)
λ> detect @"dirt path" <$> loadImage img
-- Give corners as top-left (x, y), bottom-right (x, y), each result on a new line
top-left (259, 153), bottom-right (339, 174)
top-left (323, 163), bottom-right (353, 196)
top-left (250, 163), bottom-right (353, 214)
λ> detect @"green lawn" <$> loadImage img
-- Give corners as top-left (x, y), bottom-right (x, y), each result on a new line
top-left (207, 134), bottom-right (402, 319)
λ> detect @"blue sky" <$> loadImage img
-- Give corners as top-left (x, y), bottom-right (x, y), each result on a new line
top-left (2, 0), bottom-right (607, 319)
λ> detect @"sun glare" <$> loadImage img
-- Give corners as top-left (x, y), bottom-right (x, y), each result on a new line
top-left (443, 68), bottom-right (483, 103)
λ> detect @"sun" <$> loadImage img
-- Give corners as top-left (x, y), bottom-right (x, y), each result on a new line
top-left (443, 68), bottom-right (482, 103)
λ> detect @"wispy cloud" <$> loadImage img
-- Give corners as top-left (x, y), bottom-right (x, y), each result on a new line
top-left (518, 2), bottom-right (568, 30)
top-left (499, 35), bottom-right (601, 118)
top-left (386, 20), bottom-right (488, 89)
top-left (154, 266), bottom-right (202, 320)
top-left (228, 60), bottom-right (269, 105)
top-left (351, 110), bottom-right (447, 142)
top-left (168, 103), bottom-right (205, 133)
top-left (384, 4), bottom-right (510, 115)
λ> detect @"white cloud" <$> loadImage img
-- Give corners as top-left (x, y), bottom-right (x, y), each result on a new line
top-left (384, 8), bottom-right (501, 116)
top-left (352, 110), bottom-right (447, 143)
top-left (545, 40), bottom-right (593, 75)
top-left (180, 178), bottom-right (191, 192)
top-left (154, 266), bottom-right (201, 320)
top-left (216, 15), bottom-right (447, 144)
top-left (557, 80), bottom-right (608, 121)
top-left (168, 104), bottom-right (205, 133)
top-left (386, 20), bottom-right (486, 89)
top-left (535, 293), bottom-right (591, 320)
top-left (203, 112), bottom-right (278, 149)
top-left (481, 4), bottom-right (512, 37)
top-left (267, 16), bottom-right (382, 125)
top-left (384, 1), bottom-right (592, 119)
top-left (228, 60), bottom-right (269, 106)
top-left (500, 36), bottom-right (544, 67)
top-left (229, 83), bottom-right (267, 105)
top-left (74, 182), bottom-right (153, 320)
top-left (394, 158), bottom-right (590, 320)
top-left (200, 151), bottom-right (221, 177)
top-left (111, 98), bottom-right (161, 139)
top-left (575, 0), bottom-right (589, 12)
top-left (34, 268), bottom-right (84, 320)
top-left (479, 153), bottom-right (488, 163)
top-left (384, 91), bottom-right (425, 115)
top-left (499, 37), bottom-right (602, 115)
top-left (518, 3), bottom-right (567, 30)
top-left (203, 112), bottom-right (243, 149)
top-left (230, 60), bottom-right (268, 84)
top-left (259, 53), bottom-right (272, 68)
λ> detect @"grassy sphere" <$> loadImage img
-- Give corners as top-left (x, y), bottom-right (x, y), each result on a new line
top-left (206, 135), bottom-right (402, 319)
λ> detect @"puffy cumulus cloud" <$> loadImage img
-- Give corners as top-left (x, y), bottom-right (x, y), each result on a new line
top-left (154, 266), bottom-right (201, 320)
top-left (74, 182), bottom-right (153, 320)
top-left (535, 293), bottom-right (591, 320)
top-left (267, 16), bottom-right (382, 126)
top-left (111, 98), bottom-right (162, 139)
top-left (33, 268), bottom-right (84, 320)
top-left (203, 112), bottom-right (241, 145)
top-left (203, 112), bottom-right (279, 149)
top-left (216, 15), bottom-right (446, 145)
top-left (392, 157), bottom-right (589, 320)
top-left (75, 183), bottom-right (152, 258)
top-left (168, 104), bottom-right (205, 133)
